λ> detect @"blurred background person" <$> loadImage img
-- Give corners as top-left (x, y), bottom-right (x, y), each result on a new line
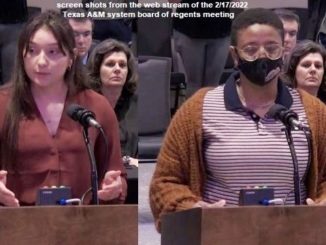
top-left (283, 39), bottom-right (326, 102)
top-left (88, 39), bottom-right (138, 165)
top-left (307, 0), bottom-right (326, 42)
top-left (0, 10), bottom-right (126, 206)
top-left (82, 0), bottom-right (132, 45)
top-left (274, 9), bottom-right (300, 60)
top-left (169, 0), bottom-right (232, 97)
top-left (66, 8), bottom-right (97, 65)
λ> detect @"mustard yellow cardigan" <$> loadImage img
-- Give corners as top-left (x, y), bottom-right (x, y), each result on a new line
top-left (150, 88), bottom-right (326, 231)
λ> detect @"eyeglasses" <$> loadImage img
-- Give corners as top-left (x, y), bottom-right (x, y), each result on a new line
top-left (236, 44), bottom-right (283, 61)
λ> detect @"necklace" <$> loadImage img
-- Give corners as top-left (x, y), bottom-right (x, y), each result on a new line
top-left (236, 81), bottom-right (275, 110)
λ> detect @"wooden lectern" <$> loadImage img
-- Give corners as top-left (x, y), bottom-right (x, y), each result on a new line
top-left (0, 205), bottom-right (137, 245)
top-left (161, 206), bottom-right (326, 245)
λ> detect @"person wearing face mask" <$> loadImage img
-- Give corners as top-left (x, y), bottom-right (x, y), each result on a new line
top-left (149, 8), bottom-right (326, 232)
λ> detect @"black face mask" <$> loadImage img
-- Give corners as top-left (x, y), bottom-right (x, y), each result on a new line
top-left (237, 57), bottom-right (283, 86)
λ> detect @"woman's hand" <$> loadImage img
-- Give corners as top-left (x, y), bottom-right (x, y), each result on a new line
top-left (0, 170), bottom-right (19, 207)
top-left (306, 198), bottom-right (326, 206)
top-left (98, 170), bottom-right (123, 201)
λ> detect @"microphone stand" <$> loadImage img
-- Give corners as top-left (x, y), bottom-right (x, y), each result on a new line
top-left (282, 126), bottom-right (301, 205)
top-left (82, 126), bottom-right (99, 205)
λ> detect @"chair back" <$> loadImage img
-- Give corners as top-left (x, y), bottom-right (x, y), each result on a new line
top-left (138, 56), bottom-right (172, 135)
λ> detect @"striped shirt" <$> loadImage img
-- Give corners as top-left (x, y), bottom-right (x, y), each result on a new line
top-left (202, 81), bottom-right (310, 206)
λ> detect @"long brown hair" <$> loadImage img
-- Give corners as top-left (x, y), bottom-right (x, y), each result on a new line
top-left (0, 10), bottom-right (89, 170)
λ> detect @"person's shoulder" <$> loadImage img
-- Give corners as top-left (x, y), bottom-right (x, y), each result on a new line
top-left (184, 87), bottom-right (213, 107)
top-left (298, 89), bottom-right (324, 107)
top-left (74, 89), bottom-right (114, 113)
top-left (75, 89), bottom-right (116, 123)
top-left (80, 89), bottom-right (109, 104)
top-left (0, 83), bottom-right (13, 100)
top-left (297, 88), bottom-right (326, 121)
top-left (173, 87), bottom-right (213, 122)
top-left (82, 88), bottom-right (102, 98)
top-left (0, 84), bottom-right (13, 117)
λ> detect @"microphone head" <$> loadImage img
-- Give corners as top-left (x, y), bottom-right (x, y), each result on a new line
top-left (267, 103), bottom-right (299, 127)
top-left (267, 104), bottom-right (287, 119)
top-left (67, 104), bottom-right (98, 128)
top-left (67, 104), bottom-right (84, 122)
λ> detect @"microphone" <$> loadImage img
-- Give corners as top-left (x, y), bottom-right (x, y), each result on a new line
top-left (67, 104), bottom-right (102, 129)
top-left (267, 104), bottom-right (307, 130)
top-left (67, 104), bottom-right (102, 204)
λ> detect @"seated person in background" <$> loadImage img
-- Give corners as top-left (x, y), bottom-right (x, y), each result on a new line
top-left (283, 40), bottom-right (326, 102)
top-left (274, 9), bottom-right (300, 61)
top-left (87, 39), bottom-right (138, 166)
top-left (170, 0), bottom-right (232, 97)
top-left (82, 0), bottom-right (132, 45)
top-left (0, 10), bottom-right (126, 206)
top-left (149, 8), bottom-right (326, 231)
top-left (66, 8), bottom-right (95, 64)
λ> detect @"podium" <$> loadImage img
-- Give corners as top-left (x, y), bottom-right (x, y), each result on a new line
top-left (161, 206), bottom-right (326, 245)
top-left (0, 205), bottom-right (137, 245)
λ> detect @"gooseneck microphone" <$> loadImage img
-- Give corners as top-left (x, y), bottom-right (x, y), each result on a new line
top-left (67, 103), bottom-right (101, 204)
top-left (267, 104), bottom-right (307, 130)
top-left (267, 103), bottom-right (308, 205)
top-left (67, 104), bottom-right (102, 129)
